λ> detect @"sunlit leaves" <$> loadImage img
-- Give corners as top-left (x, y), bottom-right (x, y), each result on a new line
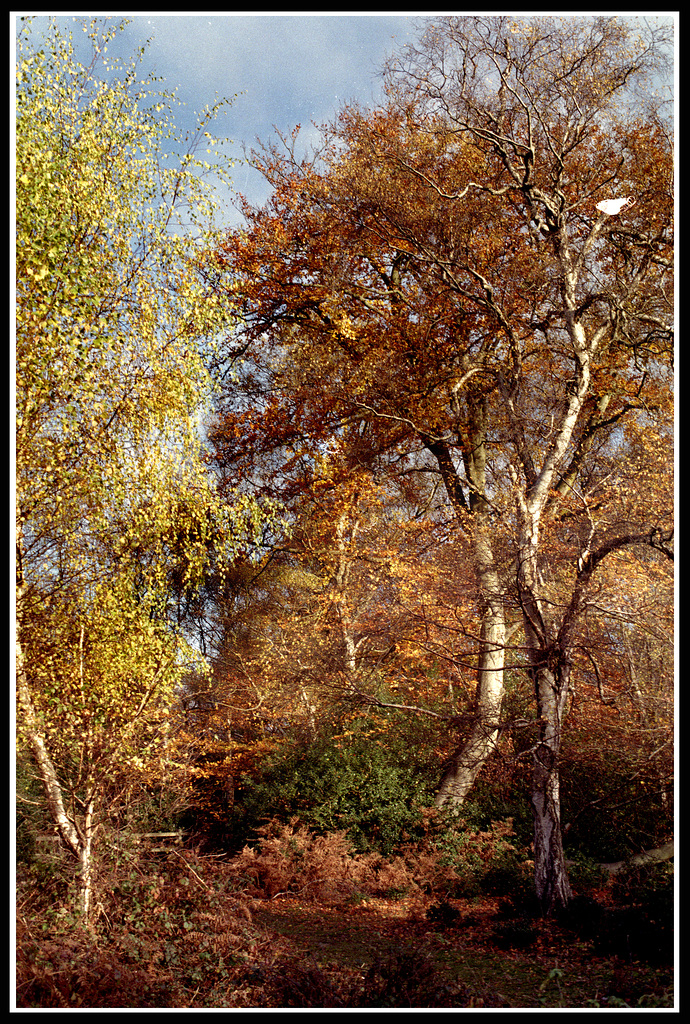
top-left (15, 16), bottom-right (269, 874)
top-left (205, 16), bottom-right (672, 863)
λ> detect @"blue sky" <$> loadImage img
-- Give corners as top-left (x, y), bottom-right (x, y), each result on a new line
top-left (16, 13), bottom-right (418, 224)
top-left (15, 12), bottom-right (675, 227)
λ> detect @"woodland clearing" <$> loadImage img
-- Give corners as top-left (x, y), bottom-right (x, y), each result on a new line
top-left (16, 831), bottom-right (674, 1009)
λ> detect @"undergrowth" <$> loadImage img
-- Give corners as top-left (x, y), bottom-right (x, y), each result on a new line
top-left (15, 821), bottom-right (674, 1009)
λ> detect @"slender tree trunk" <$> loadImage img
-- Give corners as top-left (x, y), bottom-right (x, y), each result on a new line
top-left (531, 661), bottom-right (572, 910)
top-left (16, 532), bottom-right (80, 860)
top-left (18, 642), bottom-right (98, 920)
top-left (78, 794), bottom-right (96, 920)
top-left (334, 508), bottom-right (362, 680)
top-left (436, 519), bottom-right (506, 810)
top-left (16, 625), bottom-right (97, 915)
top-left (514, 494), bottom-right (574, 911)
top-left (435, 599), bottom-right (505, 808)
top-left (17, 665), bottom-right (81, 859)
top-left (16, 526), bottom-right (95, 919)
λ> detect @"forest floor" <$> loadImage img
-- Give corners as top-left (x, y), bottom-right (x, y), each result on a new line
top-left (16, 856), bottom-right (675, 1010)
top-left (244, 889), bottom-right (673, 1009)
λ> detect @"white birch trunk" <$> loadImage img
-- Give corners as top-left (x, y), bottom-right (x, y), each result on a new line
top-left (16, 531), bottom-right (95, 918)
top-left (434, 603), bottom-right (505, 809)
top-left (334, 509), bottom-right (362, 680)
top-left (514, 483), bottom-right (574, 909)
top-left (435, 519), bottom-right (506, 809)
top-left (530, 663), bottom-right (573, 909)
top-left (78, 795), bottom-right (96, 920)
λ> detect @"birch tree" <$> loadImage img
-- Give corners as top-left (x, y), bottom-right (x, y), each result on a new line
top-left (208, 14), bottom-right (673, 909)
top-left (384, 13), bottom-right (674, 907)
top-left (15, 17), bottom-right (269, 919)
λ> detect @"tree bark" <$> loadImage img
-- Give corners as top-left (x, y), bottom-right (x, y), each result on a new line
top-left (16, 526), bottom-right (94, 919)
top-left (513, 479), bottom-right (576, 912)
top-left (333, 507), bottom-right (362, 680)
top-left (77, 794), bottom-right (96, 920)
top-left (530, 662), bottom-right (572, 910)
top-left (435, 664), bottom-right (505, 808)
top-left (436, 519), bottom-right (506, 809)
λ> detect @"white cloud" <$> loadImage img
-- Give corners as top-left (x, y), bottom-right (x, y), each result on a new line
top-left (127, 14), bottom-right (412, 126)
top-left (17, 13), bottom-right (415, 222)
top-left (119, 14), bottom-right (414, 218)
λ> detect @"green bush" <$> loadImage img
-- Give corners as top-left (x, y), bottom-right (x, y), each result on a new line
top-left (16, 752), bottom-right (49, 866)
top-left (608, 862), bottom-right (674, 962)
top-left (594, 904), bottom-right (673, 964)
top-left (230, 717), bottom-right (439, 856)
top-left (460, 776), bottom-right (533, 852)
top-left (116, 785), bottom-right (191, 837)
top-left (557, 863), bottom-right (675, 965)
top-left (421, 812), bottom-right (533, 902)
top-left (480, 854), bottom-right (533, 898)
top-left (609, 860), bottom-right (674, 907)
top-left (259, 949), bottom-right (506, 1008)
top-left (492, 917), bottom-right (539, 949)
top-left (564, 854), bottom-right (608, 887)
top-left (16, 811), bottom-right (37, 866)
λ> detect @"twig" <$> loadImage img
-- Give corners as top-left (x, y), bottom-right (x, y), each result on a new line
top-left (170, 849), bottom-right (211, 891)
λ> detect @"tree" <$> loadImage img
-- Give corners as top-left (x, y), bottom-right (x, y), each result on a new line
top-left (15, 17), bottom-right (269, 918)
top-left (387, 15), bottom-right (674, 907)
top-left (208, 14), bottom-right (673, 909)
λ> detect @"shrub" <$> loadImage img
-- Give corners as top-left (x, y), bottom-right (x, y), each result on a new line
top-left (460, 777), bottom-right (533, 851)
top-left (224, 815), bottom-right (533, 908)
top-left (260, 949), bottom-right (506, 1008)
top-left (428, 814), bottom-right (530, 899)
top-left (16, 849), bottom-right (265, 1008)
top-left (228, 717), bottom-right (440, 856)
top-left (491, 918), bottom-right (539, 949)
top-left (16, 934), bottom-right (181, 1009)
top-left (609, 860), bottom-right (674, 908)
top-left (224, 817), bottom-right (467, 903)
top-left (556, 894), bottom-right (605, 939)
top-left (359, 949), bottom-right (476, 1008)
top-left (559, 739), bottom-right (673, 864)
top-left (594, 906), bottom-right (673, 963)
top-left (16, 812), bottom-right (37, 866)
top-left (564, 854), bottom-right (608, 887)
top-left (16, 751), bottom-right (50, 867)
top-left (259, 960), bottom-right (349, 1008)
top-left (226, 818), bottom-right (369, 901)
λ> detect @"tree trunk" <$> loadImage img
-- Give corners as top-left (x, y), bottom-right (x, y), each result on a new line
top-left (435, 599), bottom-right (505, 809)
top-left (513, 492), bottom-right (574, 912)
top-left (17, 629), bottom-right (96, 916)
top-left (16, 535), bottom-right (95, 919)
top-left (77, 794), bottom-right (96, 920)
top-left (531, 662), bottom-right (572, 911)
top-left (436, 520), bottom-right (505, 810)
top-left (333, 508), bottom-right (362, 680)
top-left (16, 558), bottom-right (81, 861)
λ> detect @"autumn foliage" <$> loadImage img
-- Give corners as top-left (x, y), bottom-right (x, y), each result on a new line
top-left (202, 15), bottom-right (673, 912)
top-left (16, 13), bottom-right (674, 1009)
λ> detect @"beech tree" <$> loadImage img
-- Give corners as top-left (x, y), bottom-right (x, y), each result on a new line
top-left (208, 14), bottom-right (673, 909)
top-left (15, 18), bottom-right (270, 918)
